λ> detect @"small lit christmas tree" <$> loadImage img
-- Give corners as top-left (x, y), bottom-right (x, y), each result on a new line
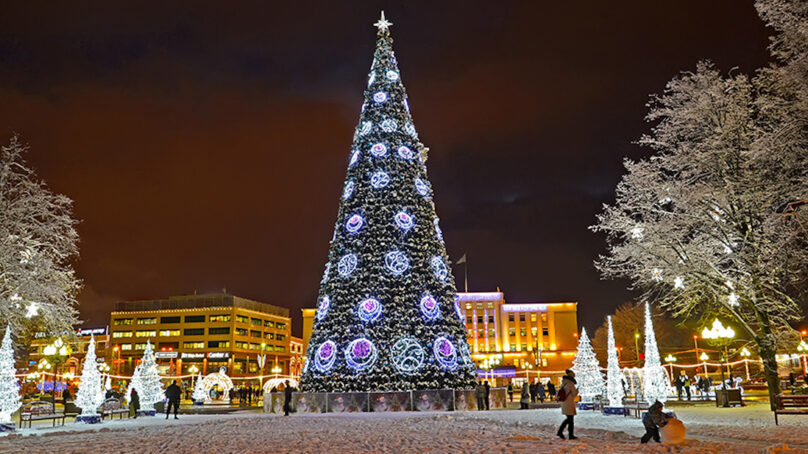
top-left (75, 335), bottom-right (105, 421)
top-left (642, 302), bottom-right (669, 404)
top-left (606, 316), bottom-right (625, 407)
top-left (128, 341), bottom-right (163, 413)
top-left (0, 328), bottom-right (21, 425)
top-left (571, 328), bottom-right (604, 403)
top-left (192, 373), bottom-right (206, 403)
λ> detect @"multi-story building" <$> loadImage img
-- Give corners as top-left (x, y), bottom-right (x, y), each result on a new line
top-left (459, 291), bottom-right (578, 386)
top-left (27, 327), bottom-right (111, 376)
top-left (109, 294), bottom-right (296, 379)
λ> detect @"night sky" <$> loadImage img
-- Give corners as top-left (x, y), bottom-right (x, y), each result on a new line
top-left (0, 2), bottom-right (772, 337)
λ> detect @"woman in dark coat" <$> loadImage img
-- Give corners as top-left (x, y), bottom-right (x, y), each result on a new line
top-left (129, 389), bottom-right (141, 419)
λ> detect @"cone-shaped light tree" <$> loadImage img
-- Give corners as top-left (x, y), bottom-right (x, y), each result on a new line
top-left (75, 335), bottom-right (105, 415)
top-left (606, 316), bottom-right (625, 407)
top-left (300, 12), bottom-right (476, 392)
top-left (642, 302), bottom-right (669, 404)
top-left (571, 328), bottom-right (604, 403)
top-left (192, 373), bottom-right (206, 402)
top-left (0, 329), bottom-right (20, 423)
top-left (127, 341), bottom-right (163, 411)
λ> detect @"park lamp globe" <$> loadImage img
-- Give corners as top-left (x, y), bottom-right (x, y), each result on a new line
top-left (702, 320), bottom-right (735, 340)
top-left (699, 352), bottom-right (709, 361)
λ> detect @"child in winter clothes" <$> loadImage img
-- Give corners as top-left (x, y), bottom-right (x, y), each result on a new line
top-left (641, 400), bottom-right (671, 443)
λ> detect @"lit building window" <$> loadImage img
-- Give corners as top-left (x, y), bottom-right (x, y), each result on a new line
top-left (521, 343), bottom-right (527, 351)
top-left (542, 358), bottom-right (548, 367)
top-left (510, 344), bottom-right (516, 352)
top-left (509, 328), bottom-right (516, 337)
top-left (121, 344), bottom-right (132, 351)
top-left (183, 342), bottom-right (204, 349)
top-left (531, 327), bottom-right (538, 337)
top-left (134, 343), bottom-right (147, 350)
top-left (210, 314), bottom-right (231, 323)
top-left (114, 318), bottom-right (133, 326)
top-left (541, 313), bottom-right (547, 322)
top-left (137, 318), bottom-right (157, 325)
top-left (112, 332), bottom-right (132, 338)
top-left (520, 328), bottom-right (526, 337)
top-left (236, 315), bottom-right (249, 324)
top-left (136, 330), bottom-right (156, 338)
top-left (531, 314), bottom-right (537, 322)
top-left (159, 330), bottom-right (180, 337)
top-left (465, 303), bottom-right (471, 310)
top-left (487, 302), bottom-right (493, 308)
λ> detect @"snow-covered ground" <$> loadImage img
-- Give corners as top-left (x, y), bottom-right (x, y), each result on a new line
top-left (0, 403), bottom-right (805, 453)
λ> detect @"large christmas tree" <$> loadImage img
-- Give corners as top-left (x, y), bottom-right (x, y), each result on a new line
top-left (300, 12), bottom-right (476, 393)
top-left (75, 335), bottom-right (105, 416)
top-left (571, 328), bottom-right (604, 403)
top-left (642, 302), bottom-right (669, 404)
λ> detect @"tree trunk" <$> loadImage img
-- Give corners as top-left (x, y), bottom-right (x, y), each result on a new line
top-left (756, 332), bottom-right (781, 411)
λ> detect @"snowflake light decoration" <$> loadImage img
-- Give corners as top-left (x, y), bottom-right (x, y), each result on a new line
top-left (338, 253), bottom-right (358, 277)
top-left (346, 214), bottom-right (364, 234)
top-left (371, 170), bottom-right (391, 189)
top-left (385, 250), bottom-right (410, 276)
top-left (343, 180), bottom-right (355, 200)
top-left (674, 276), bottom-right (685, 289)
top-left (25, 302), bottom-right (39, 319)
top-left (357, 298), bottom-right (383, 323)
top-left (345, 338), bottom-right (377, 372)
top-left (431, 256), bottom-right (448, 281)
top-left (631, 226), bottom-right (644, 240)
top-left (391, 338), bottom-right (425, 374)
top-left (373, 91), bottom-right (388, 103)
top-left (651, 268), bottom-right (663, 282)
top-left (370, 143), bottom-right (387, 157)
top-left (316, 295), bottom-right (331, 321)
top-left (728, 292), bottom-right (739, 307)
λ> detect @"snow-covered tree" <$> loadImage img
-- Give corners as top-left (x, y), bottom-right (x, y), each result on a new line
top-left (641, 303), bottom-right (669, 404)
top-left (0, 136), bottom-right (81, 337)
top-left (571, 328), bottom-right (604, 403)
top-left (74, 335), bottom-right (104, 415)
top-left (591, 0), bottom-right (808, 406)
top-left (606, 316), bottom-right (625, 407)
top-left (192, 373), bottom-right (206, 402)
top-left (134, 341), bottom-right (163, 411)
top-left (0, 328), bottom-right (20, 423)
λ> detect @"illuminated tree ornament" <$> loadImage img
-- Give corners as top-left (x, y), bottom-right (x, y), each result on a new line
top-left (338, 253), bottom-right (358, 277)
top-left (370, 170), bottom-right (391, 189)
top-left (25, 302), bottom-right (40, 318)
top-left (397, 146), bottom-right (413, 160)
top-left (198, 368), bottom-right (234, 403)
top-left (342, 180), bottom-right (355, 200)
top-left (404, 122), bottom-right (417, 137)
top-left (403, 98), bottom-right (410, 113)
top-left (391, 338), bottom-right (425, 374)
top-left (431, 256), bottom-right (448, 281)
top-left (349, 150), bottom-right (360, 166)
top-left (75, 334), bottom-right (104, 417)
top-left (345, 214), bottom-right (365, 234)
top-left (414, 177), bottom-right (429, 197)
top-left (571, 327), bottom-right (604, 403)
top-left (433, 336), bottom-right (458, 370)
top-left (728, 292), bottom-right (739, 307)
top-left (345, 338), bottom-right (378, 372)
top-left (394, 211), bottom-right (414, 231)
top-left (367, 72), bottom-right (376, 86)
top-left (360, 121), bottom-right (372, 136)
top-left (386, 70), bottom-right (399, 81)
top-left (434, 218), bottom-right (444, 242)
top-left (314, 340), bottom-right (337, 373)
top-left (419, 293), bottom-right (440, 321)
top-left (651, 268), bottom-right (663, 282)
top-left (673, 276), bottom-right (685, 289)
top-left (380, 119), bottom-right (397, 132)
top-left (316, 295), bottom-right (331, 321)
top-left (385, 250), bottom-right (410, 275)
top-left (321, 262), bottom-right (331, 284)
top-left (454, 297), bottom-right (464, 320)
top-left (357, 298), bottom-right (383, 322)
top-left (370, 143), bottom-right (388, 157)
top-left (373, 91), bottom-right (388, 103)
top-left (642, 302), bottom-right (669, 404)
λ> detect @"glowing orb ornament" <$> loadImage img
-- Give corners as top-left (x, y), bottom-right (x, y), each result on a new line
top-left (433, 336), bottom-right (458, 370)
top-left (370, 143), bottom-right (388, 158)
top-left (314, 340), bottom-right (337, 373)
top-left (346, 214), bottom-right (364, 234)
top-left (357, 298), bottom-right (382, 323)
top-left (430, 256), bottom-right (448, 281)
top-left (316, 296), bottom-right (330, 321)
top-left (360, 121), bottom-right (372, 136)
top-left (397, 146), bottom-right (413, 160)
top-left (373, 91), bottom-right (388, 103)
top-left (414, 177), bottom-right (429, 197)
top-left (385, 250), bottom-right (410, 276)
top-left (386, 70), bottom-right (399, 81)
top-left (343, 180), bottom-right (355, 200)
top-left (350, 150), bottom-right (360, 167)
top-left (391, 338), bottom-right (425, 374)
top-left (371, 170), bottom-right (391, 189)
top-left (395, 211), bottom-right (414, 231)
top-left (420, 294), bottom-right (440, 321)
top-left (338, 253), bottom-right (358, 277)
top-left (380, 119), bottom-right (397, 132)
top-left (345, 338), bottom-right (377, 372)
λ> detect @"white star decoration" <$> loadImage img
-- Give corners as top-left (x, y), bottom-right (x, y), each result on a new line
top-left (25, 302), bottom-right (39, 318)
top-left (674, 276), bottom-right (685, 289)
top-left (374, 11), bottom-right (392, 31)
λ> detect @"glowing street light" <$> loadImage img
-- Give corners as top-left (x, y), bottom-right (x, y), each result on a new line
top-left (701, 320), bottom-right (735, 407)
top-left (664, 354), bottom-right (677, 376)
top-left (699, 352), bottom-right (709, 361)
top-left (740, 347), bottom-right (752, 380)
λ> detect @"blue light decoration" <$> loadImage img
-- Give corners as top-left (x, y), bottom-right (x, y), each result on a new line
top-left (360, 121), bottom-right (372, 136)
top-left (403, 98), bottom-right (410, 113)
top-left (321, 262), bottom-right (330, 284)
top-left (391, 337), bottom-right (425, 375)
top-left (342, 180), bottom-right (355, 200)
top-left (316, 295), bottom-right (330, 321)
top-left (350, 150), bottom-right (360, 167)
top-left (405, 122), bottom-right (417, 137)
top-left (361, 102), bottom-right (367, 113)
top-left (345, 338), bottom-right (378, 372)
top-left (386, 70), bottom-right (399, 81)
top-left (357, 297), bottom-right (383, 323)
top-left (370, 143), bottom-right (388, 158)
top-left (338, 253), bottom-right (358, 277)
top-left (431, 256), bottom-right (448, 281)
top-left (434, 218), bottom-right (444, 241)
top-left (394, 211), bottom-right (414, 232)
top-left (458, 342), bottom-right (473, 365)
top-left (433, 336), bottom-right (458, 370)
top-left (380, 119), bottom-right (397, 132)
top-left (373, 91), bottom-right (388, 103)
top-left (414, 177), bottom-right (429, 197)
top-left (345, 214), bottom-right (364, 234)
top-left (385, 250), bottom-right (410, 276)
top-left (370, 170), bottom-right (391, 189)
top-left (397, 146), bottom-right (414, 160)
top-left (368, 72), bottom-right (375, 86)
top-left (314, 340), bottom-right (337, 373)
top-left (420, 293), bottom-right (440, 321)
top-left (454, 298), bottom-right (464, 320)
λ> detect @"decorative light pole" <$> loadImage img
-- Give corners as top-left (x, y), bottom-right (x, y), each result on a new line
top-left (739, 348), bottom-right (752, 381)
top-left (702, 320), bottom-right (735, 407)
top-left (664, 354), bottom-right (677, 377)
top-left (42, 338), bottom-right (71, 406)
top-left (634, 332), bottom-right (640, 362)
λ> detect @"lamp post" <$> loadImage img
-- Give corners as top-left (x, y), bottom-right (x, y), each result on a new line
top-left (634, 333), bottom-right (640, 363)
top-left (702, 319), bottom-right (735, 407)
top-left (189, 365), bottom-right (199, 390)
top-left (664, 354), bottom-right (677, 377)
top-left (42, 338), bottom-right (71, 406)
top-left (36, 359), bottom-right (50, 398)
top-left (739, 348), bottom-right (752, 381)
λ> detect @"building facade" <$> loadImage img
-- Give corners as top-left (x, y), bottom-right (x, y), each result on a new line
top-left (109, 294), bottom-right (297, 380)
top-left (27, 327), bottom-right (111, 376)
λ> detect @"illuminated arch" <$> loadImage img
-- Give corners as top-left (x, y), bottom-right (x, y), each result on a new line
top-left (201, 368), bottom-right (235, 402)
top-left (262, 377), bottom-right (299, 394)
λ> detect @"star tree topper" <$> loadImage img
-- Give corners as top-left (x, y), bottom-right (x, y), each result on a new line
top-left (374, 11), bottom-right (393, 31)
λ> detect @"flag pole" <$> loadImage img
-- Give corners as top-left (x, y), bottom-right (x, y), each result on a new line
top-left (464, 260), bottom-right (468, 292)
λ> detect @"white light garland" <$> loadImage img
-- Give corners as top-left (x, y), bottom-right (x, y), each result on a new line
top-left (606, 317), bottom-right (625, 407)
top-left (342, 180), bottom-right (355, 200)
top-left (316, 295), bottom-right (331, 321)
top-left (571, 327), bottom-right (604, 403)
top-left (642, 302), bottom-right (669, 404)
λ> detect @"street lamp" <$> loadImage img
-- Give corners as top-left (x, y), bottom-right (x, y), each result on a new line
top-left (702, 319), bottom-right (735, 407)
top-left (664, 354), bottom-right (677, 377)
top-left (42, 338), bottom-right (71, 407)
top-left (189, 364), bottom-right (199, 390)
top-left (634, 333), bottom-right (640, 362)
top-left (739, 347), bottom-right (752, 381)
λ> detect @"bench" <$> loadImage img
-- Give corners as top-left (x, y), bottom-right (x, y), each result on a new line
top-left (100, 398), bottom-right (130, 420)
top-left (19, 401), bottom-right (66, 429)
top-left (774, 394), bottom-right (808, 425)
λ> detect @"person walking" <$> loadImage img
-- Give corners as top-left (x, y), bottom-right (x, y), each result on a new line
top-left (547, 380), bottom-right (556, 399)
top-left (165, 380), bottom-right (182, 420)
top-left (475, 380), bottom-right (485, 411)
top-left (530, 381), bottom-right (537, 403)
top-left (683, 375), bottom-right (691, 401)
top-left (674, 374), bottom-right (684, 400)
top-left (507, 383), bottom-right (514, 403)
top-left (283, 380), bottom-right (294, 416)
top-left (129, 388), bottom-right (140, 419)
top-left (537, 381), bottom-right (546, 403)
top-left (556, 369), bottom-right (579, 440)
top-left (640, 400), bottom-right (671, 444)
top-left (484, 380), bottom-right (491, 410)
top-left (519, 383), bottom-right (530, 409)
